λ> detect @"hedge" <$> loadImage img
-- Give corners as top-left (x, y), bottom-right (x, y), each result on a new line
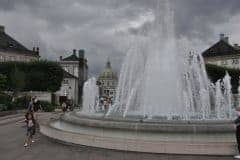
top-left (0, 92), bottom-right (12, 111)
top-left (0, 93), bottom-right (55, 112)
top-left (0, 60), bottom-right (63, 92)
top-left (205, 64), bottom-right (240, 93)
top-left (40, 101), bottom-right (55, 112)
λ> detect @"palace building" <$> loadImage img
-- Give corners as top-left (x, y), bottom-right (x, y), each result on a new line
top-left (202, 34), bottom-right (240, 69)
top-left (97, 59), bottom-right (118, 99)
top-left (0, 25), bottom-right (40, 62)
top-left (55, 49), bottom-right (88, 105)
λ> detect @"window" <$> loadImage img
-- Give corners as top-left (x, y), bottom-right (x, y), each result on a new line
top-left (221, 60), bottom-right (228, 65)
top-left (232, 59), bottom-right (239, 65)
top-left (74, 67), bottom-right (78, 77)
top-left (63, 79), bottom-right (69, 84)
top-left (63, 89), bottom-right (69, 96)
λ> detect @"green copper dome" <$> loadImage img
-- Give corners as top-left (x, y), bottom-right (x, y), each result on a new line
top-left (98, 60), bottom-right (117, 80)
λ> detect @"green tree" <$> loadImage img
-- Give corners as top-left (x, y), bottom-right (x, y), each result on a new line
top-left (0, 60), bottom-right (63, 92)
top-left (10, 67), bottom-right (25, 101)
top-left (0, 74), bottom-right (7, 91)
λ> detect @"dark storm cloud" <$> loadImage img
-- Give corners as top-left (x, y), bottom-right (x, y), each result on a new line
top-left (0, 0), bottom-right (240, 76)
top-left (174, 0), bottom-right (240, 40)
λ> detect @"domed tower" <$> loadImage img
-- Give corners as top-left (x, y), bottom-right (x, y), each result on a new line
top-left (97, 58), bottom-right (118, 99)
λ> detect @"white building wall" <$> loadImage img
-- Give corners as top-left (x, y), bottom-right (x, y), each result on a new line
top-left (55, 78), bottom-right (78, 105)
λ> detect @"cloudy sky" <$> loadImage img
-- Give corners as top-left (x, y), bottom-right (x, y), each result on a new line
top-left (1, 0), bottom-right (240, 76)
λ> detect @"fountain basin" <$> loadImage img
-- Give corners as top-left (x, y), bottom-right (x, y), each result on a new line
top-left (40, 111), bottom-right (238, 155)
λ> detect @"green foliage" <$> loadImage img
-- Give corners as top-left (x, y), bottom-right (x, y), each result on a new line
top-left (12, 96), bottom-right (29, 109)
top-left (10, 67), bottom-right (25, 93)
top-left (0, 60), bottom-right (63, 92)
top-left (0, 92), bottom-right (56, 112)
top-left (0, 104), bottom-right (8, 111)
top-left (0, 74), bottom-right (7, 91)
top-left (205, 64), bottom-right (240, 93)
top-left (0, 92), bottom-right (12, 110)
top-left (40, 101), bottom-right (55, 112)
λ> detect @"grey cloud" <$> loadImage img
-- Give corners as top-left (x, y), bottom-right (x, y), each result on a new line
top-left (0, 0), bottom-right (240, 76)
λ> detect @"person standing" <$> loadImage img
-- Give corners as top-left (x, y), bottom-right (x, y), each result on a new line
top-left (27, 98), bottom-right (34, 112)
top-left (24, 112), bottom-right (36, 147)
top-left (234, 107), bottom-right (240, 159)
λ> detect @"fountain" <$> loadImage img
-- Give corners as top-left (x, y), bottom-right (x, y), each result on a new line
top-left (40, 0), bottom-right (237, 155)
top-left (81, 77), bottom-right (100, 114)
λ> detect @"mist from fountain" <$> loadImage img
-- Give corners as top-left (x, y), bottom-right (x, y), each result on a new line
top-left (106, 0), bottom-right (233, 120)
top-left (80, 0), bottom-right (233, 120)
top-left (81, 77), bottom-right (99, 114)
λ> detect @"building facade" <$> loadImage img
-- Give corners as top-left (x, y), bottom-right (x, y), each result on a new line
top-left (97, 59), bottom-right (118, 100)
top-left (56, 49), bottom-right (88, 105)
top-left (55, 70), bottom-right (79, 105)
top-left (0, 25), bottom-right (40, 62)
top-left (202, 34), bottom-right (240, 69)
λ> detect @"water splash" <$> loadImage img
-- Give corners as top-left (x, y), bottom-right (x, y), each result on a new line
top-left (81, 77), bottom-right (99, 114)
top-left (106, 0), bottom-right (233, 120)
top-left (82, 0), bottom-right (233, 120)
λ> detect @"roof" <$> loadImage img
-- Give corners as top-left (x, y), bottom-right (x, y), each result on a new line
top-left (62, 53), bottom-right (80, 61)
top-left (0, 29), bottom-right (39, 57)
top-left (63, 70), bottom-right (78, 79)
top-left (202, 40), bottom-right (240, 58)
top-left (98, 60), bottom-right (118, 80)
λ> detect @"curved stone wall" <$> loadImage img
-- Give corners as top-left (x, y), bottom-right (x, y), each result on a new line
top-left (40, 112), bottom-right (238, 155)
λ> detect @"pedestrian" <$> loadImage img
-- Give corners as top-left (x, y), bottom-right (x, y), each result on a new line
top-left (234, 107), bottom-right (240, 159)
top-left (33, 96), bottom-right (40, 112)
top-left (24, 112), bottom-right (36, 147)
top-left (62, 102), bottom-right (67, 112)
top-left (27, 98), bottom-right (34, 112)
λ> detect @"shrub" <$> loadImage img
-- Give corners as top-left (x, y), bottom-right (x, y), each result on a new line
top-left (0, 92), bottom-right (12, 110)
top-left (0, 92), bottom-right (12, 104)
top-left (0, 60), bottom-right (63, 92)
top-left (0, 104), bottom-right (8, 111)
top-left (40, 101), bottom-right (55, 112)
top-left (12, 96), bottom-right (29, 110)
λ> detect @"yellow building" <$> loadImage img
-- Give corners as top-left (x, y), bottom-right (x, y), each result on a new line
top-left (0, 25), bottom-right (40, 62)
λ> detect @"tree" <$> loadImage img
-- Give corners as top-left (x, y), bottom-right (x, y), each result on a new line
top-left (10, 67), bottom-right (25, 101)
top-left (0, 74), bottom-right (7, 91)
top-left (0, 60), bottom-right (63, 92)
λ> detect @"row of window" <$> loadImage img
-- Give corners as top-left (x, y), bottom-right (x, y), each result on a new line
top-left (0, 55), bottom-right (33, 62)
top-left (103, 89), bottom-right (115, 96)
top-left (220, 59), bottom-right (240, 66)
top-left (63, 79), bottom-right (69, 84)
top-left (99, 80), bottom-right (116, 87)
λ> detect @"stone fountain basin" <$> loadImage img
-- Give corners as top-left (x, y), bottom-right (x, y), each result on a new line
top-left (59, 111), bottom-right (235, 133)
top-left (40, 111), bottom-right (237, 155)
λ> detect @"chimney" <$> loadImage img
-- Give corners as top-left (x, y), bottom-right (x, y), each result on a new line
top-left (36, 47), bottom-right (39, 53)
top-left (220, 33), bottom-right (225, 41)
top-left (0, 25), bottom-right (5, 33)
top-left (78, 49), bottom-right (85, 59)
top-left (60, 56), bottom-right (63, 60)
top-left (73, 49), bottom-right (76, 55)
top-left (234, 44), bottom-right (240, 50)
top-left (33, 47), bottom-right (36, 52)
top-left (220, 33), bottom-right (229, 43)
top-left (224, 37), bottom-right (229, 44)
